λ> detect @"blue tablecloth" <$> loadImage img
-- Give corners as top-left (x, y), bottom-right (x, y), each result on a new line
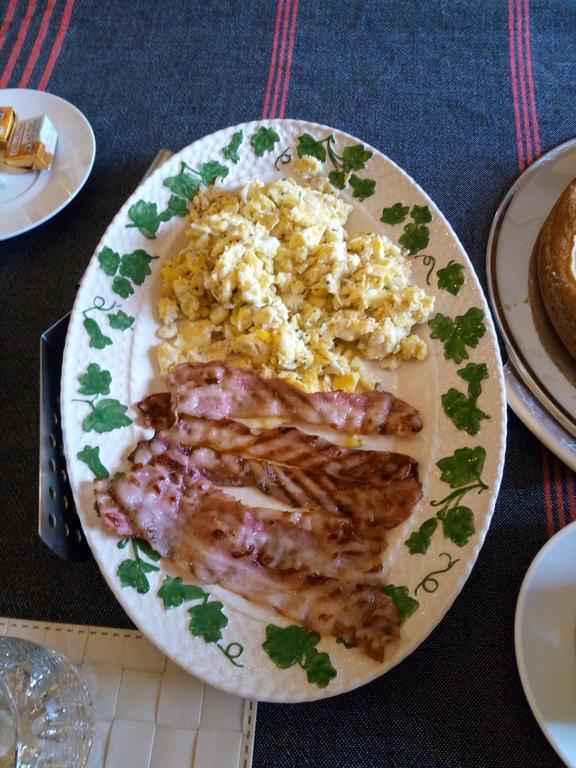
top-left (1, 2), bottom-right (574, 766)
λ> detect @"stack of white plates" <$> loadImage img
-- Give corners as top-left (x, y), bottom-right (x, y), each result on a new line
top-left (487, 138), bottom-right (576, 471)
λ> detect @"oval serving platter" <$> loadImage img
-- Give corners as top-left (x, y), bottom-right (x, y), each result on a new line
top-left (61, 119), bottom-right (506, 702)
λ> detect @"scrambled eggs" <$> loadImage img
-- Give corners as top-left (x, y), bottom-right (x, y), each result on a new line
top-left (157, 174), bottom-right (435, 392)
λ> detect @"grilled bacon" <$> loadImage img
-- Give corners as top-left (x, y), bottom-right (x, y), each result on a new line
top-left (139, 361), bottom-right (422, 436)
top-left (129, 430), bottom-right (422, 533)
top-left (95, 463), bottom-right (400, 660)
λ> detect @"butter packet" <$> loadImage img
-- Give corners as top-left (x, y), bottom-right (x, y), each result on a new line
top-left (4, 115), bottom-right (58, 170)
top-left (0, 107), bottom-right (16, 150)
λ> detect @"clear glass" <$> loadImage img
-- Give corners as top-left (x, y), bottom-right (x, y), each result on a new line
top-left (0, 637), bottom-right (93, 768)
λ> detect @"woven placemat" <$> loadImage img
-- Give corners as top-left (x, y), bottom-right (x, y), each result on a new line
top-left (2, 617), bottom-right (256, 768)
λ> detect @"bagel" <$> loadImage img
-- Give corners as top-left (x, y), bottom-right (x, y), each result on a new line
top-left (537, 177), bottom-right (576, 361)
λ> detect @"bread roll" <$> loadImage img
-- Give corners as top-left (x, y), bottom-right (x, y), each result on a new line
top-left (537, 178), bottom-right (576, 361)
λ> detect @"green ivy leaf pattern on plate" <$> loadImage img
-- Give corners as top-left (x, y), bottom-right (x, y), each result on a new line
top-left (117, 539), bottom-right (161, 594)
top-left (76, 362), bottom-right (130, 434)
top-left (263, 625), bottom-right (319, 668)
top-left (429, 307), bottom-right (486, 364)
top-left (404, 517), bottom-right (438, 555)
top-left (382, 585), bottom-right (420, 624)
top-left (349, 174), bottom-right (376, 201)
top-left (380, 203), bottom-right (409, 225)
top-left (223, 130), bottom-right (244, 163)
top-left (83, 318), bottom-right (112, 349)
top-left (251, 127), bottom-right (281, 157)
top-left (163, 165), bottom-right (201, 199)
top-left (301, 647), bottom-right (337, 688)
top-left (437, 446), bottom-right (486, 488)
top-left (341, 144), bottom-right (372, 172)
top-left (399, 222), bottom-right (430, 255)
top-left (158, 576), bottom-right (206, 608)
top-left (82, 399), bottom-right (131, 433)
top-left (442, 362), bottom-right (490, 435)
top-left (112, 275), bottom-right (134, 299)
top-left (156, 577), bottom-right (243, 665)
top-left (119, 249), bottom-right (155, 285)
top-left (442, 389), bottom-right (490, 436)
top-left (189, 596), bottom-right (229, 643)
top-left (78, 363), bottom-right (111, 395)
top-left (328, 169), bottom-right (346, 189)
top-left (77, 445), bottom-right (109, 478)
top-left (410, 204), bottom-right (432, 225)
top-left (108, 310), bottom-right (135, 331)
top-left (415, 552), bottom-right (460, 595)
top-left (161, 194), bottom-right (188, 219)
top-left (262, 624), bottom-right (336, 688)
top-left (297, 133), bottom-right (327, 162)
top-left (118, 560), bottom-right (151, 594)
top-left (441, 506), bottom-right (475, 547)
top-left (406, 447), bottom-right (488, 555)
top-left (199, 160), bottom-right (229, 186)
top-left (437, 261), bottom-right (465, 295)
top-left (98, 246), bottom-right (120, 276)
top-left (127, 200), bottom-right (162, 239)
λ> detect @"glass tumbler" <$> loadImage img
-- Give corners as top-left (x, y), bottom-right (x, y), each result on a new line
top-left (0, 637), bottom-right (93, 768)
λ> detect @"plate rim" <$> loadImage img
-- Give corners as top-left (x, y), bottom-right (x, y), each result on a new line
top-left (486, 136), bottom-right (576, 438)
top-left (504, 361), bottom-right (576, 472)
top-left (0, 88), bottom-right (96, 241)
top-left (61, 117), bottom-right (508, 702)
top-left (514, 519), bottom-right (576, 768)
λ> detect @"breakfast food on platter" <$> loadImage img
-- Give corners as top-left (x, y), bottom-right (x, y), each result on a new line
top-left (157, 177), bottom-right (435, 392)
top-left (96, 363), bottom-right (423, 661)
top-left (2, 114), bottom-right (58, 170)
top-left (537, 177), bottom-right (576, 361)
top-left (95, 166), bottom-right (437, 663)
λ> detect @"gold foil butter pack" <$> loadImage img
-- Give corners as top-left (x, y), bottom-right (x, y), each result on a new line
top-left (4, 114), bottom-right (58, 170)
top-left (0, 107), bottom-right (17, 150)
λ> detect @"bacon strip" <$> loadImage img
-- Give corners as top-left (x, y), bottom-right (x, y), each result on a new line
top-left (144, 361), bottom-right (422, 435)
top-left (95, 465), bottom-right (400, 659)
top-left (136, 412), bottom-right (418, 483)
top-left (130, 432), bottom-right (422, 532)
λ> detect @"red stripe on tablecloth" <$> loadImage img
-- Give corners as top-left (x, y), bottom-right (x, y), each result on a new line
top-left (523, 0), bottom-right (575, 528)
top-left (522, 0), bottom-right (541, 156)
top-left (36, 0), bottom-right (75, 91)
top-left (509, 1), bottom-right (564, 534)
top-left (553, 456), bottom-right (567, 528)
top-left (515, 0), bottom-right (533, 165)
top-left (269, 0), bottom-right (292, 118)
top-left (0, 0), bottom-right (36, 89)
top-left (508, 0), bottom-right (525, 170)
top-left (18, 0), bottom-right (56, 88)
top-left (541, 448), bottom-right (555, 538)
top-left (278, 0), bottom-right (299, 119)
top-left (261, 0), bottom-right (285, 119)
top-left (0, 0), bottom-right (19, 53)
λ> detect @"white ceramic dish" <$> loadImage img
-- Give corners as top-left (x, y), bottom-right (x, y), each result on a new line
top-left (515, 520), bottom-right (576, 768)
top-left (61, 119), bottom-right (506, 701)
top-left (487, 138), bottom-right (576, 438)
top-left (0, 89), bottom-right (95, 240)
top-left (505, 361), bottom-right (576, 472)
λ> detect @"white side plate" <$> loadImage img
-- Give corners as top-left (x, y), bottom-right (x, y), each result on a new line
top-left (515, 520), bottom-right (576, 768)
top-left (0, 89), bottom-right (95, 240)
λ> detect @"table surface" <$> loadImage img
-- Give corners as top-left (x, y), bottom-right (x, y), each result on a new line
top-left (1, 2), bottom-right (574, 766)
